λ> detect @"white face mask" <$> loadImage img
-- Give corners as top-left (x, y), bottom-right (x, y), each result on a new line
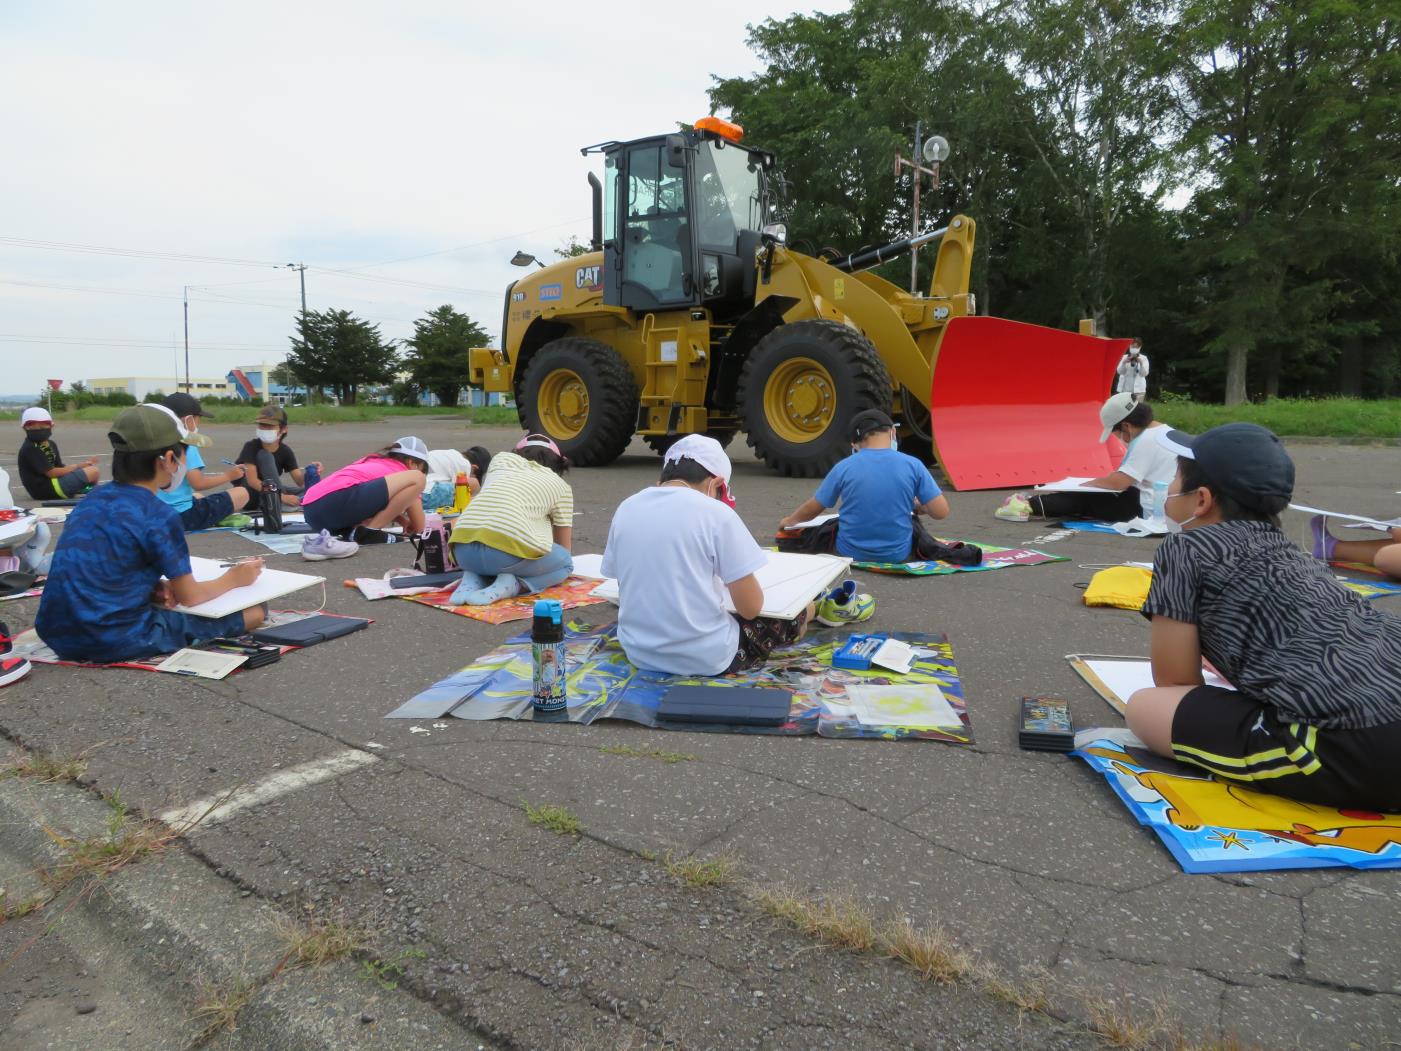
top-left (161, 453), bottom-right (188, 491)
top-left (255, 428), bottom-right (279, 443)
top-left (1163, 487), bottom-right (1200, 534)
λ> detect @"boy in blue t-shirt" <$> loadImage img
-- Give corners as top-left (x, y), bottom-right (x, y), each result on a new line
top-left (157, 393), bottom-right (252, 531)
top-left (779, 409), bottom-right (950, 563)
top-left (36, 405), bottom-right (266, 663)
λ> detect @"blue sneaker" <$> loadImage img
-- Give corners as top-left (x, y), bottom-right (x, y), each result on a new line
top-left (815, 579), bottom-right (875, 627)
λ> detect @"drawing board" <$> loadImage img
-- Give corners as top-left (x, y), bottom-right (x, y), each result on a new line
top-left (173, 556), bottom-right (324, 619)
top-left (1067, 654), bottom-right (1235, 714)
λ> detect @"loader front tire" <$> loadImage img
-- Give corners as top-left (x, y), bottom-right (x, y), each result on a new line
top-left (518, 338), bottom-right (639, 467)
top-left (642, 430), bottom-right (737, 455)
top-left (737, 320), bottom-right (893, 478)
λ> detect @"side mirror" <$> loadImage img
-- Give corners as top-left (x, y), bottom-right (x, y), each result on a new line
top-left (665, 134), bottom-right (686, 168)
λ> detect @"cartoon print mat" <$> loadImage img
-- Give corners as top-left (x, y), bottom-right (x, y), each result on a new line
top-left (854, 541), bottom-right (1066, 576)
top-left (1076, 739), bottom-right (1401, 873)
top-left (387, 619), bottom-right (973, 744)
top-left (399, 575), bottom-right (607, 625)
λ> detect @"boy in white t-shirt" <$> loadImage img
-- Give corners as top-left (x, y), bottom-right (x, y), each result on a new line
top-left (601, 435), bottom-right (814, 676)
top-left (999, 394), bottom-right (1177, 522)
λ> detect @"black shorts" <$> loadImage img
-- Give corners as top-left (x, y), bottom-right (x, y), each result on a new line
top-left (303, 477), bottom-right (389, 533)
top-left (178, 491), bottom-right (235, 532)
top-left (727, 611), bottom-right (810, 674)
top-left (1171, 685), bottom-right (1401, 811)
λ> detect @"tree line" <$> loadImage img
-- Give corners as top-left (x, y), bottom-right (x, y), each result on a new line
top-left (281, 304), bottom-right (489, 406)
top-left (709, 0), bottom-right (1401, 403)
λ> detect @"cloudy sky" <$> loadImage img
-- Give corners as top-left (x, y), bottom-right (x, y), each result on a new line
top-left (0, 0), bottom-right (846, 397)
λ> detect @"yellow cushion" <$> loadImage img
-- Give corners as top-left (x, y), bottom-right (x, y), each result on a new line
top-left (1083, 566), bottom-right (1153, 610)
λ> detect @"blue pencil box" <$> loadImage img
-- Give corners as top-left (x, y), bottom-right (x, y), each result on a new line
top-left (831, 633), bottom-right (889, 670)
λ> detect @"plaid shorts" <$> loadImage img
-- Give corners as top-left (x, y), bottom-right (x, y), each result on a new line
top-left (726, 610), bottom-right (810, 673)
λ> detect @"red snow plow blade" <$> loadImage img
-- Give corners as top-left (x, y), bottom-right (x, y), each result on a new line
top-left (928, 316), bottom-right (1130, 491)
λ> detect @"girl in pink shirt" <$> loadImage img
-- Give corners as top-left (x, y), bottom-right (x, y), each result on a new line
top-left (302, 436), bottom-right (428, 537)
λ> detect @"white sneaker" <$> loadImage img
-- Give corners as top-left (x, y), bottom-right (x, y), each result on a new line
top-left (301, 529), bottom-right (359, 561)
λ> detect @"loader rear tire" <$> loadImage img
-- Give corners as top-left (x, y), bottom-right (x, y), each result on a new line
top-left (518, 338), bottom-right (639, 467)
top-left (737, 320), bottom-right (893, 478)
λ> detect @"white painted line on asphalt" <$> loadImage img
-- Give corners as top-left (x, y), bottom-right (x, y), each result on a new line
top-left (158, 748), bottom-right (378, 831)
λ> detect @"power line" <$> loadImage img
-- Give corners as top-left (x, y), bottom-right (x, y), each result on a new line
top-left (0, 235), bottom-right (283, 269)
top-left (315, 217), bottom-right (588, 274)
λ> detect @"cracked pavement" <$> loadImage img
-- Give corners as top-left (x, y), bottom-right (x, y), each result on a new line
top-left (1, 421), bottom-right (1398, 1049)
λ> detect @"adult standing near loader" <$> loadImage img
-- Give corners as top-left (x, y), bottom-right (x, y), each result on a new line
top-left (1116, 339), bottom-right (1150, 402)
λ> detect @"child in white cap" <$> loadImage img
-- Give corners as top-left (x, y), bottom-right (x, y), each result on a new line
top-left (16, 406), bottom-right (99, 500)
top-left (602, 434), bottom-right (813, 675)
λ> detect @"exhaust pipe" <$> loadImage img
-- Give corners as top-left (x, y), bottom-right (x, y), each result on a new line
top-left (588, 172), bottom-right (604, 252)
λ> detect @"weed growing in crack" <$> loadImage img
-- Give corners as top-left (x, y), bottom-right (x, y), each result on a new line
top-left (3, 750), bottom-right (89, 784)
top-left (40, 815), bottom-right (179, 896)
top-left (522, 799), bottom-right (582, 836)
top-left (977, 962), bottom-right (1050, 1013)
top-left (0, 888), bottom-right (50, 925)
top-left (751, 887), bottom-right (879, 953)
top-left (879, 917), bottom-right (972, 984)
top-left (272, 911), bottom-right (371, 968)
top-left (1083, 995), bottom-right (1170, 1050)
top-left (191, 976), bottom-right (256, 1045)
top-left (600, 744), bottom-right (696, 764)
top-left (360, 948), bottom-right (427, 991)
top-left (663, 851), bottom-right (738, 889)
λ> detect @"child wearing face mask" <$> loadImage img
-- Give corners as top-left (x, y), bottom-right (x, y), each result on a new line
top-left (1126, 423), bottom-right (1401, 811)
top-left (601, 434), bottom-right (813, 675)
top-left (16, 406), bottom-right (100, 500)
top-left (157, 393), bottom-right (252, 531)
top-left (36, 405), bottom-right (266, 663)
top-left (234, 405), bottom-right (320, 508)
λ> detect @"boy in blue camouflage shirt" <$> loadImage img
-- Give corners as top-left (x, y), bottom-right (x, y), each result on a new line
top-left (37, 405), bottom-right (267, 663)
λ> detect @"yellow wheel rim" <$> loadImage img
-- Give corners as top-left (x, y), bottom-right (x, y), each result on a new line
top-left (763, 356), bottom-right (835, 443)
top-left (537, 368), bottom-right (589, 440)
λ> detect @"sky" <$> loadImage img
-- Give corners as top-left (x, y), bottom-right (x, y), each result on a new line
top-left (0, 0), bottom-right (848, 398)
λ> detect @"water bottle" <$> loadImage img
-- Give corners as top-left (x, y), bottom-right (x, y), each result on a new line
top-left (531, 599), bottom-right (567, 720)
top-left (453, 473), bottom-right (471, 513)
top-left (1150, 480), bottom-right (1169, 523)
top-left (303, 463), bottom-right (321, 489)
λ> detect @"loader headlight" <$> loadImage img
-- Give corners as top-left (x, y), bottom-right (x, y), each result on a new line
top-left (761, 223), bottom-right (787, 246)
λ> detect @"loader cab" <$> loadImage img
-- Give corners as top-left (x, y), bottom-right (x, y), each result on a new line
top-left (590, 121), bottom-right (775, 318)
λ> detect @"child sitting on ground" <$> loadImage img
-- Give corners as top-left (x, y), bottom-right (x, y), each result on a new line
top-left (157, 392), bottom-right (252, 531)
top-left (1126, 423), bottom-right (1401, 811)
top-left (447, 435), bottom-right (573, 605)
top-left (602, 434), bottom-right (814, 675)
top-left (234, 404), bottom-right (320, 508)
top-left (0, 464), bottom-right (52, 579)
top-left (778, 409), bottom-right (950, 562)
top-left (35, 405), bottom-right (266, 663)
top-left (298, 437), bottom-right (430, 559)
top-left (16, 406), bottom-right (99, 500)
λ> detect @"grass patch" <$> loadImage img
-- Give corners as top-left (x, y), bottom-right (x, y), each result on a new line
top-left (662, 851), bottom-right (738, 888)
top-left (751, 887), bottom-right (879, 953)
top-left (600, 743), bottom-right (697, 764)
top-left (191, 976), bottom-right (256, 1044)
top-left (1155, 396), bottom-right (1401, 439)
top-left (3, 749), bottom-right (89, 784)
top-left (522, 799), bottom-right (583, 836)
top-left (0, 889), bottom-right (50, 924)
top-left (1083, 996), bottom-right (1169, 1050)
top-left (272, 911), bottom-right (371, 968)
top-left (15, 403), bottom-right (520, 426)
top-left (978, 963), bottom-right (1051, 1013)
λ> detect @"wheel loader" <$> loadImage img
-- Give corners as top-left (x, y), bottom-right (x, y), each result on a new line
top-left (468, 117), bottom-right (1130, 489)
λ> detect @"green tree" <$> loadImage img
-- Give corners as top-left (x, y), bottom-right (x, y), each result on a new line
top-left (286, 309), bottom-right (398, 406)
top-left (555, 236), bottom-right (592, 259)
top-left (401, 305), bottom-right (490, 407)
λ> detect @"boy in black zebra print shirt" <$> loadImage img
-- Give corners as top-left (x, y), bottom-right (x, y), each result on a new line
top-left (1126, 423), bottom-right (1401, 811)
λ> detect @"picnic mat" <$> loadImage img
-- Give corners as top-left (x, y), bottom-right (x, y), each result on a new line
top-left (855, 542), bottom-right (1066, 575)
top-left (399, 575), bottom-right (607, 625)
top-left (387, 618), bottom-right (973, 744)
top-left (0, 582), bottom-right (43, 603)
top-left (1075, 739), bottom-right (1401, 873)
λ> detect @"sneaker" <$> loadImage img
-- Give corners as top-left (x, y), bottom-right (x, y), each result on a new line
top-left (0, 622), bottom-right (29, 687)
top-left (995, 494), bottom-right (1032, 522)
top-left (345, 526), bottom-right (398, 546)
top-left (815, 579), bottom-right (876, 627)
top-left (301, 529), bottom-right (359, 561)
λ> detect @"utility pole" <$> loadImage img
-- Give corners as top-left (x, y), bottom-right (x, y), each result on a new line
top-left (285, 262), bottom-right (307, 318)
top-left (183, 285), bottom-right (190, 392)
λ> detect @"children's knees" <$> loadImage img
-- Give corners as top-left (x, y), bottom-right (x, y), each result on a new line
top-left (229, 488), bottom-right (250, 511)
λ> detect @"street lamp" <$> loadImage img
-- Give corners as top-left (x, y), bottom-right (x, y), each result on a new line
top-left (895, 125), bottom-right (950, 294)
top-left (510, 251), bottom-right (546, 269)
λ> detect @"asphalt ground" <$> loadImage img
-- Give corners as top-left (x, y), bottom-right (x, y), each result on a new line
top-left (1, 419), bottom-right (1398, 1049)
